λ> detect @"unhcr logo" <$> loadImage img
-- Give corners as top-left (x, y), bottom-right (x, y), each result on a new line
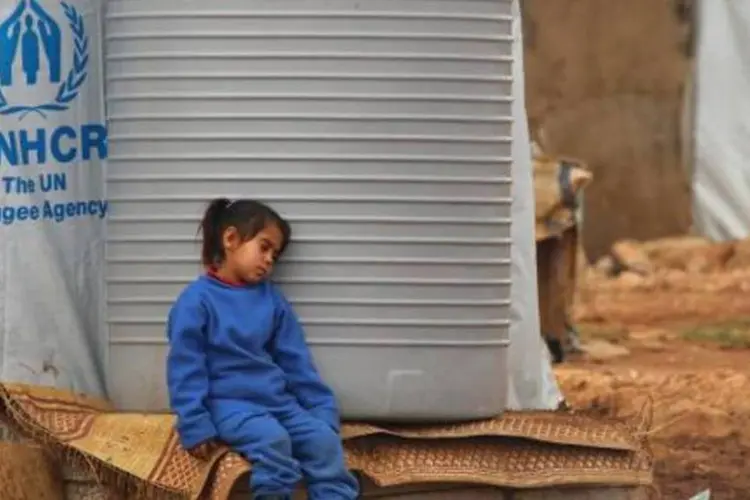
top-left (0, 0), bottom-right (107, 169)
top-left (0, 0), bottom-right (88, 118)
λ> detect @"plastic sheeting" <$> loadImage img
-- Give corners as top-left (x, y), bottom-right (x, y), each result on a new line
top-left (0, 0), bottom-right (108, 397)
top-left (506, 0), bottom-right (563, 410)
top-left (694, 0), bottom-right (750, 240)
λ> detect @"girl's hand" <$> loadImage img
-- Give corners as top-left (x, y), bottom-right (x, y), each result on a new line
top-left (187, 439), bottom-right (219, 460)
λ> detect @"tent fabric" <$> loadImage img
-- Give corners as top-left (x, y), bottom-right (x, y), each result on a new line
top-left (694, 0), bottom-right (750, 240)
top-left (0, 0), bottom-right (108, 397)
top-left (506, 0), bottom-right (563, 410)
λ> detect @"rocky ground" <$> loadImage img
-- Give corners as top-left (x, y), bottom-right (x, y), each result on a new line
top-left (558, 235), bottom-right (750, 499)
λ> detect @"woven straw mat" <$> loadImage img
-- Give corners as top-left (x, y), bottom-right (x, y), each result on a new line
top-left (0, 383), bottom-right (652, 499)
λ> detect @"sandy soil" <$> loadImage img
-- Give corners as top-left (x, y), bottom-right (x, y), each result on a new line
top-left (558, 238), bottom-right (750, 499)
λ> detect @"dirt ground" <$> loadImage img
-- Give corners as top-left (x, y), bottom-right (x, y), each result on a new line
top-left (558, 236), bottom-right (750, 499)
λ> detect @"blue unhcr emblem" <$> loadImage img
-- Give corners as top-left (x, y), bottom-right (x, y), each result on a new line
top-left (0, 0), bottom-right (89, 119)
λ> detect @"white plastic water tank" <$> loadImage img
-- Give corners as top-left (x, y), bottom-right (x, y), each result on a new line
top-left (104, 0), bottom-right (514, 421)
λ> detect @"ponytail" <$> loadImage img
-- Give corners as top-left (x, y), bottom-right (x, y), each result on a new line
top-left (200, 197), bottom-right (231, 267)
top-left (198, 198), bottom-right (291, 268)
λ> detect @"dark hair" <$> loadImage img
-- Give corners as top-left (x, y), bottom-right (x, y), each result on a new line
top-left (199, 198), bottom-right (291, 267)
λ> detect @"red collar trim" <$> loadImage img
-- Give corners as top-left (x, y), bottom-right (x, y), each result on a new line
top-left (206, 268), bottom-right (244, 287)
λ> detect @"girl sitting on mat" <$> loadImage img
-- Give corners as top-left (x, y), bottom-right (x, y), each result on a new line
top-left (166, 198), bottom-right (359, 500)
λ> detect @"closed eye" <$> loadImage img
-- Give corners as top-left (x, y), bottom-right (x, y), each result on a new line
top-left (260, 238), bottom-right (280, 261)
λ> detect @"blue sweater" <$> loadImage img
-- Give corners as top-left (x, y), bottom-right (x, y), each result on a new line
top-left (166, 275), bottom-right (339, 449)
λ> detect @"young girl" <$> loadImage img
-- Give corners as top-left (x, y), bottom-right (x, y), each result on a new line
top-left (166, 198), bottom-right (360, 500)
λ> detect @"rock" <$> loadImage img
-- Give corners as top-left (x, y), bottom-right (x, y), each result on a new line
top-left (629, 328), bottom-right (677, 342)
top-left (660, 269), bottom-right (688, 287)
top-left (582, 340), bottom-right (631, 361)
top-left (657, 405), bottom-right (734, 441)
top-left (684, 241), bottom-right (735, 273)
top-left (611, 240), bottom-right (653, 275)
top-left (615, 271), bottom-right (645, 289)
top-left (593, 255), bottom-right (617, 277)
top-left (639, 236), bottom-right (735, 273)
top-left (640, 235), bottom-right (711, 254)
top-left (726, 238), bottom-right (750, 270)
top-left (641, 235), bottom-right (711, 270)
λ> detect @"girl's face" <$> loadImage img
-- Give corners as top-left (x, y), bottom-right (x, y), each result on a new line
top-left (222, 223), bottom-right (285, 284)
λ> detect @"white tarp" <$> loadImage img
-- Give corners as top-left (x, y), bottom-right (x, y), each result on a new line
top-left (694, 0), bottom-right (750, 240)
top-left (507, 0), bottom-right (563, 410)
top-left (0, 0), bottom-right (108, 397)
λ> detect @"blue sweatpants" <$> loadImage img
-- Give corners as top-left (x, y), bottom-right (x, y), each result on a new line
top-left (212, 402), bottom-right (359, 499)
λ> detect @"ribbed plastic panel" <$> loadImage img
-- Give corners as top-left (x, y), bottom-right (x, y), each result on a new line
top-left (105, 0), bottom-right (514, 420)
